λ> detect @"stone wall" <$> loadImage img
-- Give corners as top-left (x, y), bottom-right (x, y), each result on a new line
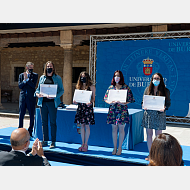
top-left (73, 45), bottom-right (89, 69)
top-left (72, 45), bottom-right (90, 97)
top-left (1, 45), bottom-right (90, 103)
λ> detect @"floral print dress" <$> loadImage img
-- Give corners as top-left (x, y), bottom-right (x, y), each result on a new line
top-left (74, 87), bottom-right (95, 125)
top-left (104, 84), bottom-right (135, 125)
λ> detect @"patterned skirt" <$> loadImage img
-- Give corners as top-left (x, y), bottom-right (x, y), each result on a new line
top-left (107, 104), bottom-right (130, 125)
top-left (74, 103), bottom-right (95, 125)
top-left (142, 110), bottom-right (166, 130)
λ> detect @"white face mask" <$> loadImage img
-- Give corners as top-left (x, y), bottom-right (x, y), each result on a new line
top-left (114, 76), bottom-right (120, 83)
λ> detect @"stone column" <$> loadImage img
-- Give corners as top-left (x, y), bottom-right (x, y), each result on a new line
top-left (0, 48), bottom-right (3, 108)
top-left (152, 24), bottom-right (168, 38)
top-left (60, 30), bottom-right (73, 105)
top-left (152, 24), bottom-right (167, 32)
top-left (62, 48), bottom-right (73, 104)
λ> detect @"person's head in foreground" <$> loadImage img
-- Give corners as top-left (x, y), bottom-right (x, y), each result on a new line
top-left (10, 128), bottom-right (31, 151)
top-left (149, 133), bottom-right (183, 166)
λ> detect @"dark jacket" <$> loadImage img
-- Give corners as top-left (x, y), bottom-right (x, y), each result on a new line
top-left (142, 87), bottom-right (171, 110)
top-left (0, 150), bottom-right (50, 166)
top-left (18, 72), bottom-right (38, 102)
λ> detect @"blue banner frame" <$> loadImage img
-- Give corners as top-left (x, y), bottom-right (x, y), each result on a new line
top-left (95, 38), bottom-right (190, 117)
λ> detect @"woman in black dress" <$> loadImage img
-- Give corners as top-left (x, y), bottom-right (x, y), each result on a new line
top-left (73, 71), bottom-right (95, 152)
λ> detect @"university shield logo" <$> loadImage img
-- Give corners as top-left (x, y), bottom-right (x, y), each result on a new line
top-left (143, 57), bottom-right (154, 76)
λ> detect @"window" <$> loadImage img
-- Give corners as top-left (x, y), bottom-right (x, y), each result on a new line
top-left (72, 67), bottom-right (86, 83)
top-left (14, 67), bottom-right (24, 82)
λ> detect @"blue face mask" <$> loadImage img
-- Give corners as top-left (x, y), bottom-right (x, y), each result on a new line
top-left (152, 80), bottom-right (160, 86)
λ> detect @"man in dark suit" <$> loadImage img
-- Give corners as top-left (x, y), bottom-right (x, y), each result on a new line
top-left (18, 62), bottom-right (38, 137)
top-left (0, 128), bottom-right (50, 166)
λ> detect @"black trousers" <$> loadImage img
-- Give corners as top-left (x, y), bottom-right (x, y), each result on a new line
top-left (19, 95), bottom-right (36, 135)
top-left (40, 101), bottom-right (57, 142)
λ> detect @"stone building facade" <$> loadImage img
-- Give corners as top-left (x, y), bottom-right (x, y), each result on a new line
top-left (0, 45), bottom-right (89, 103)
top-left (0, 23), bottom-right (190, 106)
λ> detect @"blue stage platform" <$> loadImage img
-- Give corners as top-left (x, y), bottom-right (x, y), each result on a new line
top-left (34, 107), bottom-right (144, 150)
top-left (0, 127), bottom-right (189, 166)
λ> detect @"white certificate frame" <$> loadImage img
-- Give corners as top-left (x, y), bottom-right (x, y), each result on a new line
top-left (40, 84), bottom-right (57, 97)
top-left (107, 90), bottom-right (127, 103)
top-left (73, 89), bottom-right (92, 103)
top-left (143, 95), bottom-right (165, 111)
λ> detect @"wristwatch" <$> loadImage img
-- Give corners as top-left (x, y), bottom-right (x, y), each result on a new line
top-left (28, 152), bottom-right (33, 156)
top-left (27, 152), bottom-right (46, 159)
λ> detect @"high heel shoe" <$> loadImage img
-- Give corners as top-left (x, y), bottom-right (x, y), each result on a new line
top-left (82, 144), bottom-right (88, 152)
top-left (112, 148), bottom-right (117, 155)
top-left (116, 147), bottom-right (122, 155)
top-left (78, 144), bottom-right (84, 151)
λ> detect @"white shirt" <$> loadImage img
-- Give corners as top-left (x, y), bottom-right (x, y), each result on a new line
top-left (11, 148), bottom-right (26, 155)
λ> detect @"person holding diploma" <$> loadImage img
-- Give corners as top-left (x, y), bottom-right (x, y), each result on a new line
top-left (73, 71), bottom-right (95, 152)
top-left (104, 70), bottom-right (135, 155)
top-left (35, 61), bottom-right (64, 149)
top-left (142, 73), bottom-right (171, 160)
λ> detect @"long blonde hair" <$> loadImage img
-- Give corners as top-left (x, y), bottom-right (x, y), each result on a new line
top-left (43, 61), bottom-right (57, 76)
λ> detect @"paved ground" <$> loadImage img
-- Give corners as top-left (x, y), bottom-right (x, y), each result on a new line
top-left (0, 102), bottom-right (190, 146)
top-left (149, 124), bottom-right (190, 146)
top-left (0, 116), bottom-right (29, 129)
top-left (0, 102), bottom-right (30, 129)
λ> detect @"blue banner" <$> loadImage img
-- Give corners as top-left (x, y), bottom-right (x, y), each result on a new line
top-left (96, 38), bottom-right (190, 117)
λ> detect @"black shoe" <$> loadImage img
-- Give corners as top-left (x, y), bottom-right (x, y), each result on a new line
top-left (41, 141), bottom-right (48, 147)
top-left (28, 129), bottom-right (33, 136)
top-left (49, 142), bottom-right (56, 149)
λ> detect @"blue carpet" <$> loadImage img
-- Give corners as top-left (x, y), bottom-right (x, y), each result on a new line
top-left (0, 127), bottom-right (189, 166)
top-left (49, 161), bottom-right (81, 166)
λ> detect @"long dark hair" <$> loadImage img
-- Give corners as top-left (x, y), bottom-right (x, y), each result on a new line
top-left (148, 73), bottom-right (169, 100)
top-left (43, 61), bottom-right (57, 76)
top-left (149, 133), bottom-right (183, 166)
top-left (111, 70), bottom-right (125, 86)
top-left (76, 71), bottom-right (92, 90)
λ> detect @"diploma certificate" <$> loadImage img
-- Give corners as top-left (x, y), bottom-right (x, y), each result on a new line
top-left (40, 84), bottom-right (57, 97)
top-left (73, 89), bottom-right (92, 103)
top-left (107, 90), bottom-right (127, 103)
top-left (143, 95), bottom-right (165, 111)
top-left (66, 104), bottom-right (78, 110)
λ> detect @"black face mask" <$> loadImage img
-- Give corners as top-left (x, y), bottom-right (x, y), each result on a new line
top-left (81, 77), bottom-right (86, 83)
top-left (47, 68), bottom-right (53, 74)
top-left (28, 69), bottom-right (33, 73)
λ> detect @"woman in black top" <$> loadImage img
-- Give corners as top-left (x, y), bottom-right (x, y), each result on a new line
top-left (142, 73), bottom-right (171, 160)
top-left (35, 61), bottom-right (64, 149)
